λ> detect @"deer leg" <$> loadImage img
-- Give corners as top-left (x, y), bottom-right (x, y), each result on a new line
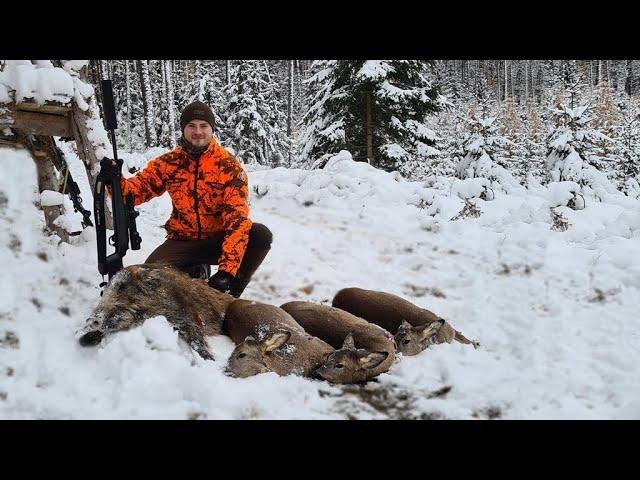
top-left (454, 330), bottom-right (480, 349)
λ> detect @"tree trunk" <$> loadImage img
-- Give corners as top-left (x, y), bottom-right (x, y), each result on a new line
top-left (165, 60), bottom-right (177, 148)
top-left (287, 59), bottom-right (294, 164)
top-left (496, 60), bottom-right (501, 100)
top-left (525, 60), bottom-right (529, 99)
top-left (598, 60), bottom-right (603, 85)
top-left (100, 60), bottom-right (108, 80)
top-left (125, 59), bottom-right (133, 152)
top-left (365, 90), bottom-right (374, 164)
top-left (139, 60), bottom-right (158, 147)
top-left (511, 61), bottom-right (515, 99)
top-left (504, 60), bottom-right (508, 100)
top-left (474, 59), bottom-right (479, 93)
top-left (160, 60), bottom-right (168, 146)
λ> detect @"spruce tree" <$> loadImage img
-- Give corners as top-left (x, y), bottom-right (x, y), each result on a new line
top-left (615, 99), bottom-right (640, 195)
top-left (222, 60), bottom-right (284, 166)
top-left (545, 104), bottom-right (617, 202)
top-left (301, 60), bottom-right (441, 172)
top-left (499, 96), bottom-right (529, 183)
top-left (522, 97), bottom-right (546, 184)
top-left (453, 96), bottom-right (525, 196)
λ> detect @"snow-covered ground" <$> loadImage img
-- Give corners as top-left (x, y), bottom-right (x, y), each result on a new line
top-left (1, 146), bottom-right (640, 419)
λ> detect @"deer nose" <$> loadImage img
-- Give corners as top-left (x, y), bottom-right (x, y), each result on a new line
top-left (224, 366), bottom-right (239, 378)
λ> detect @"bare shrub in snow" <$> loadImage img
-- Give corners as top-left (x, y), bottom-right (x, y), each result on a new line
top-left (451, 199), bottom-right (481, 221)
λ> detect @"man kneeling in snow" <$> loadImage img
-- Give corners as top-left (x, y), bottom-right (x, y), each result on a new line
top-left (113, 101), bottom-right (272, 298)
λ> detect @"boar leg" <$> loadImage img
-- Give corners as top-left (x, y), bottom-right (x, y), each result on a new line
top-left (176, 321), bottom-right (215, 361)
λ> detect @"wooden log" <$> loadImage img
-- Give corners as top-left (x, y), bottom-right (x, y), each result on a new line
top-left (14, 101), bottom-right (71, 115)
top-left (12, 110), bottom-right (73, 137)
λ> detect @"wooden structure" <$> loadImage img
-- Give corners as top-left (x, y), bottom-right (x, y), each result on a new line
top-left (0, 90), bottom-right (111, 241)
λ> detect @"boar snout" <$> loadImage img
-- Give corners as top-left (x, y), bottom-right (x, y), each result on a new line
top-left (77, 316), bottom-right (106, 347)
top-left (79, 330), bottom-right (104, 347)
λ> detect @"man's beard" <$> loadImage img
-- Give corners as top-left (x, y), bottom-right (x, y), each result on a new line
top-left (180, 136), bottom-right (209, 157)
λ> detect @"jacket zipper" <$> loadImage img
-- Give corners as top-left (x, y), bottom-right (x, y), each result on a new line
top-left (193, 156), bottom-right (202, 240)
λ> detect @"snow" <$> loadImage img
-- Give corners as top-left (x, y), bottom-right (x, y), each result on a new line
top-left (61, 61), bottom-right (89, 75)
top-left (86, 117), bottom-right (114, 162)
top-left (452, 178), bottom-right (490, 199)
top-left (0, 62), bottom-right (74, 105)
top-left (381, 143), bottom-right (409, 160)
top-left (39, 190), bottom-right (64, 207)
top-left (0, 83), bottom-right (10, 104)
top-left (0, 60), bottom-right (94, 111)
top-left (406, 120), bottom-right (437, 141)
top-left (2, 146), bottom-right (640, 419)
top-left (547, 181), bottom-right (581, 207)
top-left (379, 81), bottom-right (414, 100)
top-left (356, 61), bottom-right (393, 81)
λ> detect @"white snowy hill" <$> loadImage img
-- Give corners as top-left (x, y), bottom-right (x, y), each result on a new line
top-left (1, 146), bottom-right (639, 419)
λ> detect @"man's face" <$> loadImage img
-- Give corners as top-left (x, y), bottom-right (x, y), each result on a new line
top-left (184, 120), bottom-right (213, 148)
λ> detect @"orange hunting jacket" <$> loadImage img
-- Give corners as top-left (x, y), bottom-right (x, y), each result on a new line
top-left (119, 138), bottom-right (252, 277)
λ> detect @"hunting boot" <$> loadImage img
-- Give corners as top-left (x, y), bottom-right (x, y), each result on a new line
top-left (229, 225), bottom-right (272, 298)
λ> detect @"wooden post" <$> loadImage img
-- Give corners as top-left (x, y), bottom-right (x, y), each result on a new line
top-left (71, 64), bottom-right (114, 230)
top-left (18, 134), bottom-right (71, 243)
top-left (69, 102), bottom-right (113, 230)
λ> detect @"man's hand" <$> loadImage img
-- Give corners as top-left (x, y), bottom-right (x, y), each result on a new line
top-left (208, 270), bottom-right (234, 293)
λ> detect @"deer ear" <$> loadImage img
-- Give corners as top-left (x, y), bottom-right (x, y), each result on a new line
top-left (419, 319), bottom-right (445, 342)
top-left (400, 319), bottom-right (413, 329)
top-left (342, 333), bottom-right (355, 350)
top-left (262, 331), bottom-right (291, 352)
top-left (358, 351), bottom-right (389, 369)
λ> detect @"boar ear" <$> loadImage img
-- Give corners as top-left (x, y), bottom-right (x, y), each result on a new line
top-left (358, 351), bottom-right (389, 369)
top-left (342, 333), bottom-right (355, 350)
top-left (137, 268), bottom-right (163, 291)
top-left (400, 319), bottom-right (413, 329)
top-left (262, 331), bottom-right (291, 352)
top-left (419, 319), bottom-right (445, 341)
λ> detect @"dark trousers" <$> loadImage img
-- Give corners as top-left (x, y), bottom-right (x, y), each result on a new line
top-left (145, 223), bottom-right (272, 297)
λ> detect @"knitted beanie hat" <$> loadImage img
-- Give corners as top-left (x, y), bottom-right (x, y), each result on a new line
top-left (180, 101), bottom-right (215, 132)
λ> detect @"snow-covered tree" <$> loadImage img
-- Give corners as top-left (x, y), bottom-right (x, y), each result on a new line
top-left (222, 60), bottom-right (286, 166)
top-left (298, 60), bottom-right (345, 168)
top-left (455, 111), bottom-right (519, 194)
top-left (300, 60), bottom-right (441, 172)
top-left (614, 99), bottom-right (640, 195)
top-left (545, 104), bottom-right (619, 202)
top-left (592, 80), bottom-right (621, 137)
top-left (522, 97), bottom-right (546, 184)
top-left (498, 96), bottom-right (529, 183)
top-left (416, 97), bottom-right (459, 179)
